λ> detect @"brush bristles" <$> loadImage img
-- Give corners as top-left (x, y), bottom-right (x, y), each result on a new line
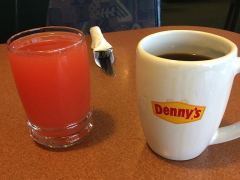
top-left (96, 50), bottom-right (114, 75)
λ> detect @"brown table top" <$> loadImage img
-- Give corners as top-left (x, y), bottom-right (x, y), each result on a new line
top-left (0, 26), bottom-right (240, 179)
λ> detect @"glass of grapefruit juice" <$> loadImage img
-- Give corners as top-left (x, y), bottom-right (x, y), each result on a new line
top-left (7, 26), bottom-right (92, 148)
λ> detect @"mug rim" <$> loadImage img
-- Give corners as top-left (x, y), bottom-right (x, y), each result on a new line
top-left (137, 30), bottom-right (238, 65)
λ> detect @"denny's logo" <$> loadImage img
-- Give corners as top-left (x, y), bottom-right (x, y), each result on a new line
top-left (152, 101), bottom-right (206, 124)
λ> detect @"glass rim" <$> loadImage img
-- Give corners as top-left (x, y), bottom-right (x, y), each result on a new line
top-left (7, 26), bottom-right (85, 54)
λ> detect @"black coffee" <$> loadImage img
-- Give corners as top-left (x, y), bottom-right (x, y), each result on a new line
top-left (158, 53), bottom-right (212, 61)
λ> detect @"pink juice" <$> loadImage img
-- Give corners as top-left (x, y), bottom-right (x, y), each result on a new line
top-left (8, 31), bottom-right (91, 137)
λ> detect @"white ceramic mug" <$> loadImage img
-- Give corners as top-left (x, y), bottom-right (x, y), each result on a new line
top-left (136, 30), bottom-right (240, 160)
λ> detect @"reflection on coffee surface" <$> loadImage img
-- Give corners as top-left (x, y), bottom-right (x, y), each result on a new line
top-left (158, 53), bottom-right (212, 61)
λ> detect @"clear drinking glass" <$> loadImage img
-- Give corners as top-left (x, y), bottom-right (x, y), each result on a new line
top-left (7, 26), bottom-right (93, 148)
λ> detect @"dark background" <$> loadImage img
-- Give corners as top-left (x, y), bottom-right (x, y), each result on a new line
top-left (0, 0), bottom-right (49, 43)
top-left (0, 0), bottom-right (237, 43)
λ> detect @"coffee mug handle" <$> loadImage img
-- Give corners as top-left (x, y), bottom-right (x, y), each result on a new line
top-left (210, 57), bottom-right (240, 145)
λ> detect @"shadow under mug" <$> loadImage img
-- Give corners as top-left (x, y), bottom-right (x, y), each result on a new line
top-left (136, 30), bottom-right (240, 160)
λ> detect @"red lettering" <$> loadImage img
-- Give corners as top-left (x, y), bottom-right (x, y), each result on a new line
top-left (153, 101), bottom-right (205, 121)
top-left (177, 109), bottom-right (185, 117)
top-left (186, 109), bottom-right (194, 119)
top-left (194, 108), bottom-right (201, 118)
top-left (170, 108), bottom-right (177, 116)
top-left (154, 104), bottom-right (162, 114)
top-left (163, 107), bottom-right (169, 115)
